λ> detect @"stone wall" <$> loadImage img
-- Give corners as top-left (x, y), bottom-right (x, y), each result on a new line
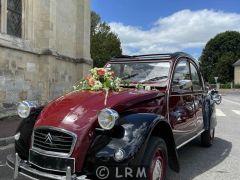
top-left (31, 0), bottom-right (90, 59)
top-left (234, 66), bottom-right (240, 85)
top-left (0, 47), bottom-right (91, 108)
top-left (0, 0), bottom-right (92, 109)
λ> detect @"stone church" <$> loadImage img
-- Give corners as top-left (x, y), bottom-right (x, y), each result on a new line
top-left (0, 0), bottom-right (91, 108)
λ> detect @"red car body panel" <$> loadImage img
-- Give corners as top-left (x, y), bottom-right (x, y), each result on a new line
top-left (34, 89), bottom-right (164, 171)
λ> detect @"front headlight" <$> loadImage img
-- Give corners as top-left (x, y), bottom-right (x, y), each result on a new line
top-left (98, 108), bottom-right (119, 130)
top-left (17, 101), bottom-right (37, 118)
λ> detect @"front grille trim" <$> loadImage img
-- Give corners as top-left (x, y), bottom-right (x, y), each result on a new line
top-left (29, 149), bottom-right (76, 173)
top-left (31, 126), bottom-right (77, 158)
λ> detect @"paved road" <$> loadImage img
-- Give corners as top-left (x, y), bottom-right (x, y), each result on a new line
top-left (0, 94), bottom-right (239, 180)
top-left (0, 115), bottom-right (21, 138)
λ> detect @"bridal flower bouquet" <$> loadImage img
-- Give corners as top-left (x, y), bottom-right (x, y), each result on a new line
top-left (73, 68), bottom-right (122, 92)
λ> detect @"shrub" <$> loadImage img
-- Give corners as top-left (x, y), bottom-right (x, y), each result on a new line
top-left (220, 83), bottom-right (231, 89)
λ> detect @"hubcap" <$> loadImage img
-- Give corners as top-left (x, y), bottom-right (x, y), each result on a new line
top-left (152, 159), bottom-right (162, 180)
top-left (150, 149), bottom-right (166, 180)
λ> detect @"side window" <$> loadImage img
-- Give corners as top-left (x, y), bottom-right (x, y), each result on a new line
top-left (190, 63), bottom-right (202, 91)
top-left (172, 60), bottom-right (192, 92)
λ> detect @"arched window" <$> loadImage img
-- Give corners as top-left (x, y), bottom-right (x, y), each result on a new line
top-left (7, 0), bottom-right (22, 37)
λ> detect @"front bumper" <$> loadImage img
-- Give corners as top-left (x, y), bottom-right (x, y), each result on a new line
top-left (7, 153), bottom-right (88, 180)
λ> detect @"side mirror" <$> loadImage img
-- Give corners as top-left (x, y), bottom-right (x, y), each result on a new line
top-left (210, 89), bottom-right (222, 105)
top-left (212, 94), bottom-right (222, 105)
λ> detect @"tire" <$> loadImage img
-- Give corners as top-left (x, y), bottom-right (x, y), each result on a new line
top-left (201, 128), bottom-right (215, 147)
top-left (142, 137), bottom-right (168, 180)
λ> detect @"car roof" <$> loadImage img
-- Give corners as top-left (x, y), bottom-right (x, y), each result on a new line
top-left (109, 52), bottom-right (196, 63)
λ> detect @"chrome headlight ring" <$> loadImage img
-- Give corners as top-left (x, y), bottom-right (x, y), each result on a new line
top-left (17, 101), bottom-right (37, 118)
top-left (98, 108), bottom-right (119, 130)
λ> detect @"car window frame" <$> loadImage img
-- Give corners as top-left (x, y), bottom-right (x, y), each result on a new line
top-left (170, 58), bottom-right (193, 95)
top-left (189, 60), bottom-right (204, 93)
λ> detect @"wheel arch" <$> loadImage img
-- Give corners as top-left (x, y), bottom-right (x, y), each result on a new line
top-left (150, 120), bottom-right (180, 172)
top-left (203, 95), bottom-right (217, 130)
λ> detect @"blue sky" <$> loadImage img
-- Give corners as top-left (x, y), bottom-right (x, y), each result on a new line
top-left (92, 0), bottom-right (240, 59)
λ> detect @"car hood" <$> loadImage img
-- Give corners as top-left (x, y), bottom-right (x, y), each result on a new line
top-left (35, 89), bottom-right (163, 130)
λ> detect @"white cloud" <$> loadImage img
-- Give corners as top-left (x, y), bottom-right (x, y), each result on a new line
top-left (109, 9), bottom-right (240, 56)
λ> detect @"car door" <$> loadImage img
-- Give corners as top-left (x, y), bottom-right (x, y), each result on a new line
top-left (189, 61), bottom-right (205, 133)
top-left (169, 59), bottom-right (197, 146)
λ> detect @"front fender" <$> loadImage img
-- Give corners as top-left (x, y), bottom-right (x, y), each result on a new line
top-left (15, 106), bottom-right (43, 160)
top-left (94, 113), bottom-right (166, 163)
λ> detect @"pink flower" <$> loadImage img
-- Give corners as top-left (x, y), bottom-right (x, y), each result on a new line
top-left (86, 76), bottom-right (95, 86)
top-left (97, 68), bottom-right (106, 76)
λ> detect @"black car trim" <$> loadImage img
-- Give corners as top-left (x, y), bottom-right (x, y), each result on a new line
top-left (28, 149), bottom-right (76, 173)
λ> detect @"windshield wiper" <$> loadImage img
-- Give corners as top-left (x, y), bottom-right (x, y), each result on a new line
top-left (141, 76), bottom-right (168, 83)
top-left (122, 73), bottom-right (138, 80)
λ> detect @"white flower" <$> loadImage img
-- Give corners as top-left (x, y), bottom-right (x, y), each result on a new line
top-left (145, 86), bottom-right (151, 91)
top-left (91, 81), bottom-right (103, 90)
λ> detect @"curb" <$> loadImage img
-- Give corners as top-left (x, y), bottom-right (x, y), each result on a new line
top-left (0, 136), bottom-right (15, 147)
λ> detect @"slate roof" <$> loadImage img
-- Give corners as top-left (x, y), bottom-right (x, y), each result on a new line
top-left (233, 60), bottom-right (240, 66)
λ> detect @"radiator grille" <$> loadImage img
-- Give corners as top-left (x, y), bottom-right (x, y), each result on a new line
top-left (32, 128), bottom-right (75, 155)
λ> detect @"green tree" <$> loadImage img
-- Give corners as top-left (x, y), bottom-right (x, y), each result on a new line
top-left (91, 12), bottom-right (122, 67)
top-left (200, 31), bottom-right (240, 83)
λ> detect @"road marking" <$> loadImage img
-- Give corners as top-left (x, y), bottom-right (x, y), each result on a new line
top-left (232, 110), bottom-right (240, 115)
top-left (223, 98), bottom-right (240, 106)
top-left (216, 109), bottom-right (226, 117)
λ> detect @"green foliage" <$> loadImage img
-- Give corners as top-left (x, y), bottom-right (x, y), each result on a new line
top-left (220, 83), bottom-right (231, 89)
top-left (91, 12), bottom-right (122, 67)
top-left (199, 31), bottom-right (240, 83)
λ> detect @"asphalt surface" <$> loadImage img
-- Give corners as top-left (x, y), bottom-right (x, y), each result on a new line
top-left (0, 93), bottom-right (239, 180)
top-left (0, 116), bottom-right (21, 138)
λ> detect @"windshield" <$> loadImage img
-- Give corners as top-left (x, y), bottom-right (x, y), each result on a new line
top-left (106, 61), bottom-right (171, 87)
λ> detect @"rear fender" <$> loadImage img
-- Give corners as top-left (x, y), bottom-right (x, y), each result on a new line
top-left (203, 95), bottom-right (217, 130)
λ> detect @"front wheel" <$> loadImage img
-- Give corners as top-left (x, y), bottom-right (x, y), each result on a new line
top-left (201, 128), bottom-right (215, 147)
top-left (142, 137), bottom-right (168, 180)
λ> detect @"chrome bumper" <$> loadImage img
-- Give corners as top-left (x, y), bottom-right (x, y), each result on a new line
top-left (7, 153), bottom-right (88, 180)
